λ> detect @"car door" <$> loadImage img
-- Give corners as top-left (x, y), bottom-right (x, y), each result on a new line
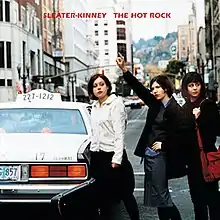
top-left (51, 178), bottom-right (99, 220)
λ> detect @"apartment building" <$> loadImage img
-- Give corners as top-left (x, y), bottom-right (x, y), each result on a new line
top-left (177, 25), bottom-right (189, 62)
top-left (41, 0), bottom-right (65, 93)
top-left (63, 0), bottom-right (98, 101)
top-left (0, 0), bottom-right (43, 101)
top-left (91, 0), bottom-right (132, 91)
top-left (188, 14), bottom-right (197, 64)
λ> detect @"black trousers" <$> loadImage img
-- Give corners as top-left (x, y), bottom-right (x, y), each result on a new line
top-left (188, 168), bottom-right (220, 220)
top-left (121, 151), bottom-right (140, 220)
top-left (90, 150), bottom-right (139, 220)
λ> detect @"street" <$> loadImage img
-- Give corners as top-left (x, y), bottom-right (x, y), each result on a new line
top-left (0, 106), bottom-right (219, 220)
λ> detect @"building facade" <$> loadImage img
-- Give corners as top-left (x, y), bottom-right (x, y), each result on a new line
top-left (188, 14), bottom-right (197, 64)
top-left (91, 0), bottom-right (132, 92)
top-left (63, 0), bottom-right (98, 101)
top-left (0, 0), bottom-right (43, 102)
top-left (177, 25), bottom-right (189, 62)
top-left (41, 0), bottom-right (65, 94)
top-left (204, 0), bottom-right (220, 100)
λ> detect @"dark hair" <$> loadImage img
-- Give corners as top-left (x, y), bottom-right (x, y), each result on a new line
top-left (181, 72), bottom-right (206, 99)
top-left (87, 73), bottom-right (112, 100)
top-left (149, 74), bottom-right (174, 97)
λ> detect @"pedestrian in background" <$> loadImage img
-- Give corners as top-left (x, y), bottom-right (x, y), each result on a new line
top-left (87, 73), bottom-right (139, 220)
top-left (116, 53), bottom-right (186, 220)
top-left (181, 72), bottom-right (220, 220)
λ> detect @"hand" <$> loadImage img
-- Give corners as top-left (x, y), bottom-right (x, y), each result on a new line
top-left (152, 142), bottom-right (162, 151)
top-left (112, 163), bottom-right (120, 168)
top-left (116, 52), bottom-right (127, 72)
top-left (193, 107), bottom-right (201, 119)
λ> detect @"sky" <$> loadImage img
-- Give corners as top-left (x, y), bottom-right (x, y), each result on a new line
top-left (129, 0), bottom-right (205, 42)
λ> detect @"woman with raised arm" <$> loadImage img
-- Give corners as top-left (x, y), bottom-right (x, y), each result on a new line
top-left (116, 53), bottom-right (186, 220)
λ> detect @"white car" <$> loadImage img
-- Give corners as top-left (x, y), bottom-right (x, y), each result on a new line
top-left (0, 89), bottom-right (92, 203)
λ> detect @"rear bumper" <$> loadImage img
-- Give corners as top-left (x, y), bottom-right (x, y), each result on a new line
top-left (0, 184), bottom-right (79, 203)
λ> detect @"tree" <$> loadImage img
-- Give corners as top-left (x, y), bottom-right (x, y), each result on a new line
top-left (165, 59), bottom-right (186, 75)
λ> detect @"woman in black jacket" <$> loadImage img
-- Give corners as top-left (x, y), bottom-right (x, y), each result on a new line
top-left (181, 72), bottom-right (220, 220)
top-left (116, 54), bottom-right (185, 220)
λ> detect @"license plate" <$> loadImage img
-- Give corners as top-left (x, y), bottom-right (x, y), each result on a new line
top-left (23, 92), bottom-right (54, 102)
top-left (0, 166), bottom-right (21, 181)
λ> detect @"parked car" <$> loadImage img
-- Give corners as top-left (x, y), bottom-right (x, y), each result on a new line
top-left (0, 89), bottom-right (92, 204)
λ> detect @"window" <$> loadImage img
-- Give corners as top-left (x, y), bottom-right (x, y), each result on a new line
top-left (5, 1), bottom-right (10, 22)
top-left (104, 49), bottom-right (109, 55)
top-left (117, 43), bottom-right (127, 62)
top-left (104, 20), bottom-right (108, 25)
top-left (104, 30), bottom-right (108, 35)
top-left (0, 41), bottom-right (4, 68)
top-left (116, 20), bottom-right (125, 25)
top-left (0, 79), bottom-right (5, 86)
top-left (104, 40), bottom-right (108, 45)
top-left (37, 19), bottom-right (40, 37)
top-left (21, 7), bottom-right (27, 27)
top-left (95, 41), bottom-right (99, 46)
top-left (32, 16), bottom-right (35, 34)
top-left (0, 108), bottom-right (87, 134)
top-left (44, 38), bottom-right (47, 51)
top-left (95, 30), bottom-right (98, 36)
top-left (7, 79), bottom-right (12, 86)
top-left (48, 42), bottom-right (52, 54)
top-left (6, 42), bottom-right (11, 68)
top-left (117, 28), bottom-right (126, 40)
top-left (65, 62), bottom-right (70, 72)
top-left (0, 1), bottom-right (3, 21)
top-left (45, 62), bottom-right (48, 75)
top-left (94, 20), bottom-right (98, 26)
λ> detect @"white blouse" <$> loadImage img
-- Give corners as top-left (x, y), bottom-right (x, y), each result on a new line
top-left (90, 94), bottom-right (127, 164)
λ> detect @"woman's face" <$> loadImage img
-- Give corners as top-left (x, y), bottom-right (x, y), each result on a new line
top-left (93, 77), bottom-right (109, 100)
top-left (151, 81), bottom-right (168, 100)
top-left (187, 81), bottom-right (201, 98)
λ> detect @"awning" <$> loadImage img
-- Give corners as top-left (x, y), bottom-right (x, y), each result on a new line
top-left (76, 86), bottom-right (88, 97)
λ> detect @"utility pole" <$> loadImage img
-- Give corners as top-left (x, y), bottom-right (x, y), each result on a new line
top-left (53, 0), bottom-right (57, 76)
top-left (68, 74), bottom-right (77, 102)
top-left (131, 43), bottom-right (134, 95)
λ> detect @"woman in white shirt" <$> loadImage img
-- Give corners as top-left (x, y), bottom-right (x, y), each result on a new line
top-left (87, 73), bottom-right (139, 220)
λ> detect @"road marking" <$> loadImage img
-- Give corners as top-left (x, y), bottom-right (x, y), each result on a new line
top-left (134, 172), bottom-right (144, 175)
top-left (134, 188), bottom-right (173, 192)
top-left (127, 120), bottom-right (145, 124)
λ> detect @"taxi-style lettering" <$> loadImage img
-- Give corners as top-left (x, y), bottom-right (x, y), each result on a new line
top-left (36, 152), bottom-right (45, 160)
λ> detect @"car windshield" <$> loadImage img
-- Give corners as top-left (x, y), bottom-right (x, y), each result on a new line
top-left (0, 108), bottom-right (87, 134)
